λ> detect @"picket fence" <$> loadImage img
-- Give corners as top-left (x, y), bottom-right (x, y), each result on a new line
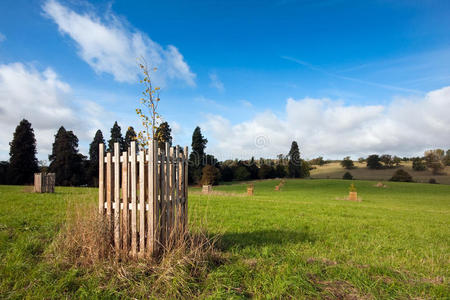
top-left (98, 141), bottom-right (188, 257)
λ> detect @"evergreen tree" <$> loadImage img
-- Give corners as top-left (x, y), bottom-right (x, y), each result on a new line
top-left (8, 119), bottom-right (39, 184)
top-left (188, 126), bottom-right (208, 184)
top-left (288, 141), bottom-right (302, 178)
top-left (0, 161), bottom-right (9, 184)
top-left (124, 126), bottom-right (137, 150)
top-left (155, 122), bottom-right (172, 150)
top-left (88, 130), bottom-right (105, 186)
top-left (48, 127), bottom-right (86, 186)
top-left (108, 121), bottom-right (125, 152)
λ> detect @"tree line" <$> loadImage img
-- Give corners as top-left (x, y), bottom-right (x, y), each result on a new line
top-left (0, 119), bottom-right (310, 186)
top-left (310, 152), bottom-right (450, 175)
top-left (2, 119), bottom-right (447, 187)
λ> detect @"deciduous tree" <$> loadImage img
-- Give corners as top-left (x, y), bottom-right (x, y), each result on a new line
top-left (366, 154), bottom-right (382, 169)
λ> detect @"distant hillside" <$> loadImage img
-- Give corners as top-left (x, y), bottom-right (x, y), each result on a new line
top-left (310, 161), bottom-right (450, 185)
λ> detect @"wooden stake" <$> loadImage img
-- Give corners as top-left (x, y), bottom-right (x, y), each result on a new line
top-left (122, 151), bottom-right (129, 254)
top-left (139, 150), bottom-right (146, 256)
top-left (130, 141), bottom-right (137, 257)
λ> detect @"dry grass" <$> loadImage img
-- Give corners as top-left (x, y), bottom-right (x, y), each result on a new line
top-left (311, 161), bottom-right (450, 184)
top-left (46, 200), bottom-right (223, 298)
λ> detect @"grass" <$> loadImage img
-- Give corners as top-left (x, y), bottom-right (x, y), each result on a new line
top-left (310, 161), bottom-right (450, 184)
top-left (0, 179), bottom-right (449, 298)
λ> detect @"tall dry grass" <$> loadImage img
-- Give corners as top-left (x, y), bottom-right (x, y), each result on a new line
top-left (47, 200), bottom-right (223, 298)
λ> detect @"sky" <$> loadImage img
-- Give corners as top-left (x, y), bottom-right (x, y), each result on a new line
top-left (0, 0), bottom-right (449, 162)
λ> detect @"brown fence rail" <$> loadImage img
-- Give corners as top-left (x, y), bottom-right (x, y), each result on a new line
top-left (98, 141), bottom-right (188, 257)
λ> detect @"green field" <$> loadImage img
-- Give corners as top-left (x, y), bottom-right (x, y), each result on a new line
top-left (1, 180), bottom-right (449, 299)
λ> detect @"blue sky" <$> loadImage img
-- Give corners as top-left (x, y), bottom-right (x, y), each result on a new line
top-left (0, 0), bottom-right (449, 161)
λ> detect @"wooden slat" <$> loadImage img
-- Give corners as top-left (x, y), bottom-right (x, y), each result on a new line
top-left (99, 143), bottom-right (105, 213)
top-left (106, 152), bottom-right (112, 222)
top-left (114, 143), bottom-right (121, 252)
top-left (165, 143), bottom-right (171, 244)
top-left (174, 146), bottom-right (179, 232)
top-left (184, 146), bottom-right (188, 231)
top-left (130, 141), bottom-right (137, 256)
top-left (139, 150), bottom-right (145, 255)
top-left (156, 147), bottom-right (161, 250)
top-left (147, 140), bottom-right (156, 255)
top-left (121, 151), bottom-right (129, 254)
top-left (176, 147), bottom-right (182, 232)
top-left (159, 147), bottom-right (166, 246)
top-left (168, 146), bottom-right (174, 239)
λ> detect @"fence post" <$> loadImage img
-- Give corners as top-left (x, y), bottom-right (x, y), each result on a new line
top-left (139, 150), bottom-right (145, 256)
top-left (122, 151), bottom-right (129, 255)
top-left (169, 146), bottom-right (175, 241)
top-left (147, 140), bottom-right (157, 255)
top-left (184, 146), bottom-right (189, 232)
top-left (174, 146), bottom-right (179, 233)
top-left (165, 143), bottom-right (171, 245)
top-left (114, 143), bottom-right (121, 252)
top-left (99, 144), bottom-right (104, 214)
top-left (130, 141), bottom-right (137, 257)
top-left (106, 152), bottom-right (112, 233)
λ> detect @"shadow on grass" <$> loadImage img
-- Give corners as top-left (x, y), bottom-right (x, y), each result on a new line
top-left (219, 228), bottom-right (316, 250)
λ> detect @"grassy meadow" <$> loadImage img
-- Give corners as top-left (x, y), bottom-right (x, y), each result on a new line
top-left (0, 179), bottom-right (449, 299)
top-left (310, 161), bottom-right (450, 184)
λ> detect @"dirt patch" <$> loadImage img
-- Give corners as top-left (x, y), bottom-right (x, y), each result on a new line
top-left (191, 190), bottom-right (247, 197)
top-left (242, 258), bottom-right (259, 268)
top-left (373, 275), bottom-right (395, 284)
top-left (308, 274), bottom-right (373, 300)
top-left (418, 276), bottom-right (445, 285)
top-left (22, 186), bottom-right (34, 193)
top-left (307, 257), bottom-right (338, 266)
top-left (374, 182), bottom-right (388, 188)
top-left (335, 196), bottom-right (363, 202)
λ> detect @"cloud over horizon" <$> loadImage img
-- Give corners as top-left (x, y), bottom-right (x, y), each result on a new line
top-left (42, 0), bottom-right (196, 86)
top-left (0, 62), bottom-right (113, 161)
top-left (202, 86), bottom-right (450, 160)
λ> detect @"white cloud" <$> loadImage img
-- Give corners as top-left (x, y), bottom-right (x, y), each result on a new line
top-left (0, 32), bottom-right (5, 42)
top-left (240, 99), bottom-right (253, 108)
top-left (42, 0), bottom-right (196, 86)
top-left (202, 87), bottom-right (450, 160)
top-left (0, 62), bottom-right (112, 160)
top-left (209, 72), bottom-right (224, 92)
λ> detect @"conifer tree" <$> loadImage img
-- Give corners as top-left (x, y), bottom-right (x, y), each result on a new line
top-left (48, 127), bottom-right (86, 186)
top-left (8, 119), bottom-right (39, 184)
top-left (288, 141), bottom-right (302, 178)
top-left (155, 122), bottom-right (172, 150)
top-left (188, 126), bottom-right (208, 184)
top-left (108, 121), bottom-right (125, 152)
top-left (88, 130), bottom-right (105, 186)
top-left (124, 126), bottom-right (137, 149)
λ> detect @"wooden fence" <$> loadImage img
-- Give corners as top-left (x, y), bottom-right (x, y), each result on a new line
top-left (98, 141), bottom-right (188, 257)
top-left (34, 173), bottom-right (55, 193)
